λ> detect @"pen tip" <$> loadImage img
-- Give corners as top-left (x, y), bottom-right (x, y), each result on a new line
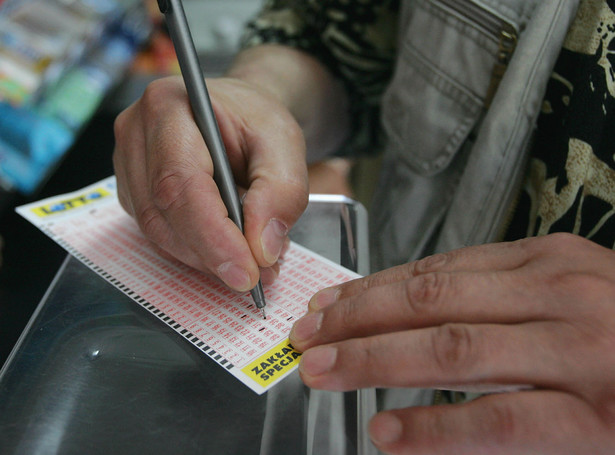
top-left (261, 308), bottom-right (267, 319)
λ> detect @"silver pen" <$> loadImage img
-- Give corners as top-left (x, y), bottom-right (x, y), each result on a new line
top-left (157, 0), bottom-right (267, 318)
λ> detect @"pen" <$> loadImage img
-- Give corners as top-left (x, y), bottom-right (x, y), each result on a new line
top-left (157, 0), bottom-right (267, 319)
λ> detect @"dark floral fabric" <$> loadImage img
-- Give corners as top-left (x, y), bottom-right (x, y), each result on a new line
top-left (505, 0), bottom-right (615, 249)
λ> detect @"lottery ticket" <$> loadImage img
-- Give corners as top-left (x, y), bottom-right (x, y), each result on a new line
top-left (17, 176), bottom-right (360, 394)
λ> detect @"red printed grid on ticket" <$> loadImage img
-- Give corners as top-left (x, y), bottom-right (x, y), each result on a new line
top-left (17, 177), bottom-right (361, 394)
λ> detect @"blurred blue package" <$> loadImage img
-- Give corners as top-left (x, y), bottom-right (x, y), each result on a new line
top-left (38, 35), bottom-right (135, 130)
top-left (0, 104), bottom-right (73, 194)
top-left (0, 0), bottom-right (151, 194)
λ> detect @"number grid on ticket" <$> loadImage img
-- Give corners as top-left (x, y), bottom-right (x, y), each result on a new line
top-left (17, 176), bottom-right (360, 394)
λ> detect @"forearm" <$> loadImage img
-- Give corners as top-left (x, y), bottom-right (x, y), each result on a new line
top-left (226, 44), bottom-right (351, 162)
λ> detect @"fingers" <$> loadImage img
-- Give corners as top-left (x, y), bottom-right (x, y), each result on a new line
top-left (297, 322), bottom-right (563, 391)
top-left (209, 78), bottom-right (309, 267)
top-left (295, 234), bottom-right (612, 349)
top-left (291, 236), bottom-right (615, 453)
top-left (369, 391), bottom-right (607, 454)
top-left (318, 239), bottom-right (539, 304)
top-left (290, 268), bottom-right (548, 351)
top-left (312, 234), bottom-right (610, 307)
top-left (113, 76), bottom-right (308, 290)
top-left (242, 170), bottom-right (307, 267)
top-left (114, 77), bottom-right (258, 290)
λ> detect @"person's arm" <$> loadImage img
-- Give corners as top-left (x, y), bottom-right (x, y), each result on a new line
top-left (227, 44), bottom-right (351, 162)
top-left (289, 233), bottom-right (615, 453)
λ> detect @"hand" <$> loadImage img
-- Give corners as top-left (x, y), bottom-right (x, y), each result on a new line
top-left (113, 76), bottom-right (308, 291)
top-left (290, 233), bottom-right (615, 453)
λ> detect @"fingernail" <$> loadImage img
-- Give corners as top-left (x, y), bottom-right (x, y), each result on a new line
top-left (261, 219), bottom-right (288, 265)
top-left (310, 287), bottom-right (340, 311)
top-left (217, 262), bottom-right (251, 292)
top-left (370, 413), bottom-right (402, 445)
top-left (299, 346), bottom-right (337, 377)
top-left (290, 312), bottom-right (322, 343)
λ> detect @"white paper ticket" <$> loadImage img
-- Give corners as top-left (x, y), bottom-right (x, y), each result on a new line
top-left (17, 176), bottom-right (360, 394)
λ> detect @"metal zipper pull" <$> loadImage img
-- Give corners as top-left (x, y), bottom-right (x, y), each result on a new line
top-left (484, 23), bottom-right (518, 108)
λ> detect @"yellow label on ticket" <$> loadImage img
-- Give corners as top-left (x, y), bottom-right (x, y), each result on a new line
top-left (241, 339), bottom-right (302, 388)
top-left (31, 188), bottom-right (111, 217)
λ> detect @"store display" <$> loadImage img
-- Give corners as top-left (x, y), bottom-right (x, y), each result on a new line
top-left (0, 0), bottom-right (150, 194)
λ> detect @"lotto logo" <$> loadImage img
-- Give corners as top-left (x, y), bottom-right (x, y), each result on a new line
top-left (31, 188), bottom-right (111, 217)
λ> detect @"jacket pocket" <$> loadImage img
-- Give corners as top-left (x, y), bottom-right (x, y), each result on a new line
top-left (382, 0), bottom-right (521, 176)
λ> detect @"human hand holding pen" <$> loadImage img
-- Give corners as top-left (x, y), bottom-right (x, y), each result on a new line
top-left (113, 36), bottom-right (350, 296)
top-left (113, 75), bottom-right (308, 292)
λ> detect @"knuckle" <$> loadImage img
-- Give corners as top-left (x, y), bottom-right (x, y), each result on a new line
top-left (141, 78), bottom-right (174, 108)
top-left (136, 205), bottom-right (171, 247)
top-left (431, 323), bottom-right (476, 375)
top-left (359, 273), bottom-right (385, 293)
top-left (352, 262), bottom-right (418, 295)
top-left (413, 252), bottom-right (450, 274)
top-left (403, 273), bottom-right (448, 316)
top-left (357, 336), bottom-right (387, 373)
top-left (522, 232), bottom-right (583, 256)
top-left (113, 109), bottom-right (129, 140)
top-left (337, 297), bottom-right (363, 329)
top-left (150, 170), bottom-right (193, 212)
top-left (140, 78), bottom-right (188, 122)
top-left (483, 400), bottom-right (520, 445)
top-left (546, 231), bottom-right (579, 246)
